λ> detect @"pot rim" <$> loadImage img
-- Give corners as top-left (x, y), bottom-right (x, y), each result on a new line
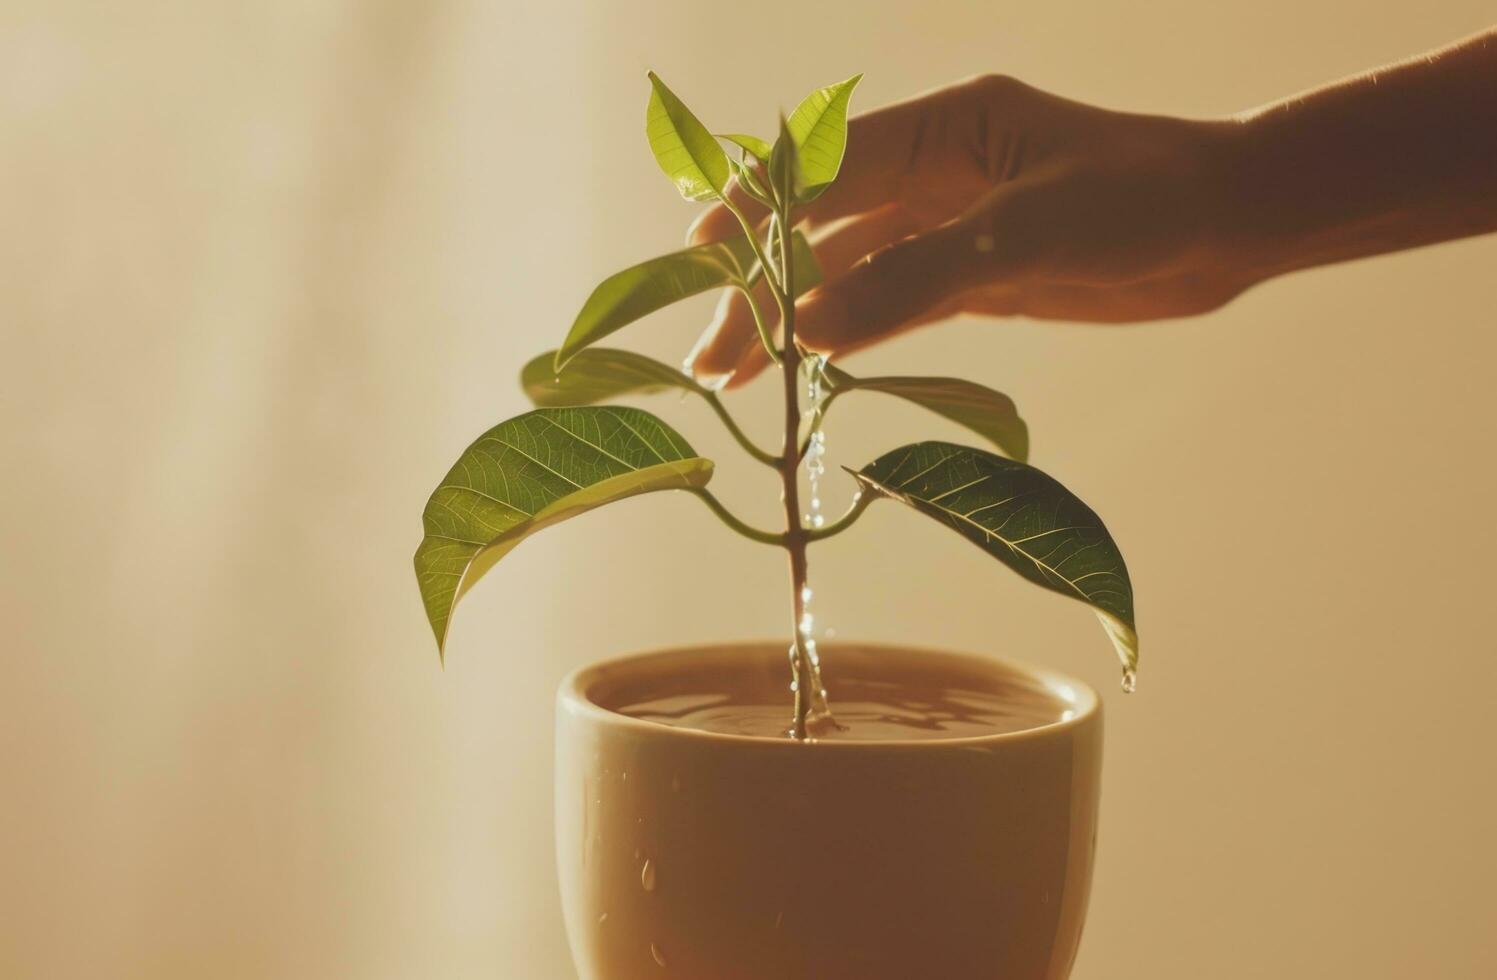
top-left (557, 639), bottom-right (1101, 749)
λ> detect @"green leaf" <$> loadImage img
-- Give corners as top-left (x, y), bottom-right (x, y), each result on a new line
top-left (556, 232), bottom-right (821, 369)
top-left (414, 407), bottom-right (713, 656)
top-left (728, 156), bottom-right (772, 207)
top-left (786, 74), bottom-right (862, 202)
top-left (853, 442), bottom-right (1137, 674)
top-left (556, 236), bottom-right (756, 369)
top-left (717, 133), bottom-right (772, 165)
top-left (522, 348), bottom-right (699, 407)
top-left (823, 363), bottom-right (1029, 462)
top-left (768, 114), bottom-right (797, 207)
top-left (646, 72), bottom-right (729, 202)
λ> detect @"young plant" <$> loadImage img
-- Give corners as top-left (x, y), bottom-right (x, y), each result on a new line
top-left (414, 73), bottom-right (1138, 739)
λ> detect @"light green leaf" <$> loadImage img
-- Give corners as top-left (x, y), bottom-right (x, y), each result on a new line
top-left (786, 74), bottom-right (862, 202)
top-left (768, 114), bottom-right (796, 207)
top-left (823, 363), bottom-right (1028, 461)
top-left (646, 72), bottom-right (729, 202)
top-left (728, 156), bottom-right (772, 207)
top-left (556, 236), bottom-right (756, 370)
top-left (522, 348), bottom-right (699, 407)
top-left (556, 232), bottom-right (821, 369)
top-left (717, 133), bottom-right (772, 165)
top-left (414, 407), bottom-right (712, 656)
top-left (853, 442), bottom-right (1136, 674)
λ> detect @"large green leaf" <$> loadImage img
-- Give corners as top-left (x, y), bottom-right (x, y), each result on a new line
top-left (414, 407), bottom-right (712, 655)
top-left (556, 232), bottom-right (823, 370)
top-left (556, 236), bottom-right (757, 369)
top-left (853, 442), bottom-right (1136, 674)
top-left (522, 348), bottom-right (699, 407)
top-left (823, 363), bottom-right (1029, 462)
top-left (786, 74), bottom-right (862, 202)
top-left (646, 72), bottom-right (729, 202)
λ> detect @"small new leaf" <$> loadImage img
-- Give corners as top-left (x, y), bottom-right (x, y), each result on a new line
top-left (414, 407), bottom-right (713, 656)
top-left (646, 72), bottom-right (730, 202)
top-left (717, 133), bottom-right (772, 165)
top-left (522, 348), bottom-right (700, 407)
top-left (786, 74), bottom-right (862, 202)
top-left (768, 114), bottom-right (797, 208)
top-left (823, 363), bottom-right (1029, 462)
top-left (853, 442), bottom-right (1137, 673)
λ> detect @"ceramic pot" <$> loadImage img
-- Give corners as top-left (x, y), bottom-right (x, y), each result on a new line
top-left (555, 641), bottom-right (1103, 980)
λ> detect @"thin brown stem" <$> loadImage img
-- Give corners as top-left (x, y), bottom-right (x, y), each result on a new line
top-left (774, 204), bottom-right (817, 740)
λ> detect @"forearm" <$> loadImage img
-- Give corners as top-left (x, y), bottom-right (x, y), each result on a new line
top-left (1214, 28), bottom-right (1497, 283)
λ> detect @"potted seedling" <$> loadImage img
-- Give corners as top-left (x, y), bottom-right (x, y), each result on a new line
top-left (414, 73), bottom-right (1136, 980)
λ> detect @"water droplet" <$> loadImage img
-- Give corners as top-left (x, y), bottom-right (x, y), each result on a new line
top-left (641, 859), bottom-right (657, 892)
top-left (650, 942), bottom-right (667, 967)
top-left (1121, 667), bottom-right (1137, 694)
top-left (598, 912), bottom-right (609, 925)
top-left (801, 585), bottom-right (813, 603)
top-left (774, 909), bottom-right (785, 929)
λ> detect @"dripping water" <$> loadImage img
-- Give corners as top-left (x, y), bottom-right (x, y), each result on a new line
top-left (794, 354), bottom-right (837, 734)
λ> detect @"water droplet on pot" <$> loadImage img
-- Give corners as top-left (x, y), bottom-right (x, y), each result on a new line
top-left (641, 859), bottom-right (657, 892)
top-left (1121, 667), bottom-right (1137, 694)
top-left (650, 942), bottom-right (667, 967)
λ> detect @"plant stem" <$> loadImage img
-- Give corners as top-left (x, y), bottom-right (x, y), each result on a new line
top-left (722, 201), bottom-right (783, 367)
top-left (690, 488), bottom-right (785, 546)
top-left (804, 491), bottom-right (871, 542)
top-left (774, 203), bottom-right (818, 741)
top-left (702, 391), bottom-right (778, 466)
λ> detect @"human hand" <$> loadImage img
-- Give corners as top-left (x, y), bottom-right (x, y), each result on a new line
top-left (685, 74), bottom-right (1243, 387)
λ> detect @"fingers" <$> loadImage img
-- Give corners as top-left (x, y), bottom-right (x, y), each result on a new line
top-left (796, 214), bottom-right (1017, 356)
top-left (687, 206), bottom-right (926, 386)
top-left (684, 280), bottom-right (776, 388)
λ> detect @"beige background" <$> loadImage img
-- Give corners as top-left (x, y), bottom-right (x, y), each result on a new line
top-left (4, 2), bottom-right (1495, 978)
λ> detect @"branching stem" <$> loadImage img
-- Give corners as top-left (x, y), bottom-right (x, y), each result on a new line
top-left (690, 488), bottom-right (785, 546)
top-left (804, 491), bottom-right (871, 542)
top-left (702, 391), bottom-right (778, 466)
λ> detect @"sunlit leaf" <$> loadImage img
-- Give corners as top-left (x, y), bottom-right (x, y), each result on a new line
top-left (786, 74), bottom-right (862, 202)
top-left (853, 442), bottom-right (1136, 673)
top-left (823, 363), bottom-right (1028, 461)
top-left (728, 156), bottom-right (772, 206)
top-left (414, 407), bottom-right (712, 655)
top-left (557, 232), bottom-right (821, 369)
top-left (717, 133), bottom-right (771, 165)
top-left (556, 236), bottom-right (756, 369)
top-left (768, 114), bottom-right (796, 206)
top-left (522, 348), bottom-right (699, 407)
top-left (646, 72), bottom-right (729, 202)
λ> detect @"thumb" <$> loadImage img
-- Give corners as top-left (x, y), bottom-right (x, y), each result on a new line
top-left (794, 213), bottom-right (1024, 354)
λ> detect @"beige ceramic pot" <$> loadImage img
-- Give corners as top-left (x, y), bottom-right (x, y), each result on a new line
top-left (555, 641), bottom-right (1103, 980)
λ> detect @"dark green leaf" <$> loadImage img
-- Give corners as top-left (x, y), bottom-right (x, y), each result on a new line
top-left (522, 348), bottom-right (699, 407)
top-left (786, 74), bottom-right (862, 202)
top-left (414, 407), bottom-right (712, 655)
top-left (646, 72), bottom-right (729, 202)
top-left (853, 442), bottom-right (1136, 673)
top-left (823, 363), bottom-right (1028, 461)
